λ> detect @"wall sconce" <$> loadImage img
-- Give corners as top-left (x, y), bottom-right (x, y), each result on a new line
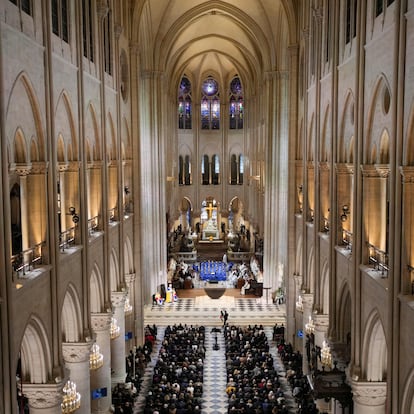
top-left (124, 186), bottom-right (130, 195)
top-left (68, 207), bottom-right (80, 224)
top-left (341, 205), bottom-right (350, 222)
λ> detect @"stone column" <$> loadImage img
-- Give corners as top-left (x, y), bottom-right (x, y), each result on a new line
top-left (351, 380), bottom-right (387, 414)
top-left (124, 273), bottom-right (136, 349)
top-left (14, 165), bottom-right (31, 251)
top-left (90, 313), bottom-right (112, 414)
top-left (111, 291), bottom-right (127, 385)
top-left (62, 341), bottom-right (93, 414)
top-left (23, 383), bottom-right (62, 414)
top-left (314, 314), bottom-right (329, 347)
top-left (301, 293), bottom-right (314, 375)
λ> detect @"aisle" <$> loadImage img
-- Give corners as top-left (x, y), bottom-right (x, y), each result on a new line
top-left (133, 327), bottom-right (165, 413)
top-left (201, 324), bottom-right (228, 413)
top-left (264, 326), bottom-right (298, 413)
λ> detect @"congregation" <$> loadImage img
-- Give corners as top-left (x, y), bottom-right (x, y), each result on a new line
top-left (110, 322), bottom-right (320, 414)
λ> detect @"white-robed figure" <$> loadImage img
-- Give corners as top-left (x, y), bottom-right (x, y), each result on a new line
top-left (240, 278), bottom-right (251, 295)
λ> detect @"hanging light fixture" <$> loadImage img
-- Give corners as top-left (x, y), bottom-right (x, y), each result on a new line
top-left (110, 317), bottom-right (120, 339)
top-left (124, 297), bottom-right (133, 315)
top-left (321, 340), bottom-right (333, 368)
top-left (305, 315), bottom-right (315, 334)
top-left (89, 343), bottom-right (104, 370)
top-left (61, 380), bottom-right (81, 413)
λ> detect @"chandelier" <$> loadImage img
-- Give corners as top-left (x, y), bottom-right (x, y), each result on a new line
top-left (321, 340), bottom-right (332, 368)
top-left (61, 380), bottom-right (81, 413)
top-left (124, 297), bottom-right (133, 315)
top-left (305, 315), bottom-right (315, 334)
top-left (89, 343), bottom-right (104, 370)
top-left (110, 317), bottom-right (120, 339)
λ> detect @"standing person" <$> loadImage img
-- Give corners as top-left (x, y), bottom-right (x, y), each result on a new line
top-left (223, 309), bottom-right (229, 325)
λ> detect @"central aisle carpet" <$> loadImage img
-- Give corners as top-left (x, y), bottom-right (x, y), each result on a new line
top-left (201, 326), bottom-right (228, 413)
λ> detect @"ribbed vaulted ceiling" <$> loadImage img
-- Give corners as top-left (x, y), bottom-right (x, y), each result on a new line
top-left (134, 0), bottom-right (295, 92)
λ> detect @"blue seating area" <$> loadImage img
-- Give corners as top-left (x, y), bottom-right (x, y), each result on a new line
top-left (197, 261), bottom-right (228, 281)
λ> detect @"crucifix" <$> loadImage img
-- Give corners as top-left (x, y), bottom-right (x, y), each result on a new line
top-left (205, 202), bottom-right (214, 220)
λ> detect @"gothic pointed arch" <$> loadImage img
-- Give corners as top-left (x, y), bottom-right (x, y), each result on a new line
top-left (109, 248), bottom-right (120, 292)
top-left (405, 99), bottom-right (414, 165)
top-left (338, 90), bottom-right (355, 163)
top-left (365, 74), bottom-right (392, 164)
top-left (320, 259), bottom-right (329, 313)
top-left (337, 281), bottom-right (352, 343)
top-left (61, 283), bottom-right (83, 343)
top-left (19, 316), bottom-right (52, 384)
top-left (401, 370), bottom-right (414, 414)
top-left (362, 310), bottom-right (387, 381)
top-left (55, 90), bottom-right (78, 159)
top-left (124, 237), bottom-right (134, 275)
top-left (6, 72), bottom-right (46, 162)
top-left (90, 263), bottom-right (104, 313)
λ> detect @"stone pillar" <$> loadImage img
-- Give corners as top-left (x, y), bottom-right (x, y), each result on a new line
top-left (23, 383), bottom-right (62, 414)
top-left (111, 291), bottom-right (127, 385)
top-left (351, 380), bottom-right (387, 414)
top-left (124, 273), bottom-right (136, 349)
top-left (90, 313), bottom-right (112, 414)
top-left (301, 293), bottom-right (314, 375)
top-left (62, 341), bottom-right (93, 414)
top-left (314, 314), bottom-right (329, 347)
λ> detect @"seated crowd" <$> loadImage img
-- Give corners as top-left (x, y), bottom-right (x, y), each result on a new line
top-left (112, 324), bottom-right (157, 413)
top-left (111, 322), bottom-right (319, 414)
top-left (277, 341), bottom-right (319, 414)
top-left (224, 324), bottom-right (289, 413)
top-left (143, 324), bottom-right (206, 414)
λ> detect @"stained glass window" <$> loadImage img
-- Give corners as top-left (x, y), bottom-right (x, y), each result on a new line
top-left (201, 77), bottom-right (220, 130)
top-left (229, 77), bottom-right (243, 129)
top-left (178, 76), bottom-right (192, 129)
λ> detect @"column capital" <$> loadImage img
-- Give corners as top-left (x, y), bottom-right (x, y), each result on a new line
top-left (360, 164), bottom-right (390, 178)
top-left (30, 161), bottom-right (49, 174)
top-left (301, 293), bottom-right (314, 310)
top-left (314, 314), bottom-right (329, 332)
top-left (62, 341), bottom-right (93, 363)
top-left (125, 272), bottom-right (136, 284)
top-left (96, 0), bottom-right (109, 19)
top-left (335, 162), bottom-right (354, 175)
top-left (307, 161), bottom-right (315, 170)
top-left (351, 380), bottom-right (387, 406)
top-left (91, 312), bottom-right (112, 332)
top-left (318, 161), bottom-right (330, 171)
top-left (400, 166), bottom-right (414, 183)
top-left (12, 163), bottom-right (32, 176)
top-left (22, 383), bottom-right (63, 409)
top-left (111, 290), bottom-right (128, 308)
top-left (293, 273), bottom-right (303, 289)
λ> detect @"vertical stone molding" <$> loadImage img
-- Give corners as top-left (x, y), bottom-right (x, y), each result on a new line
top-left (301, 293), bottom-right (314, 374)
top-left (110, 291), bottom-right (128, 385)
top-left (90, 313), bottom-right (112, 414)
top-left (351, 380), bottom-right (387, 414)
top-left (62, 341), bottom-right (93, 414)
top-left (22, 383), bottom-right (63, 413)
